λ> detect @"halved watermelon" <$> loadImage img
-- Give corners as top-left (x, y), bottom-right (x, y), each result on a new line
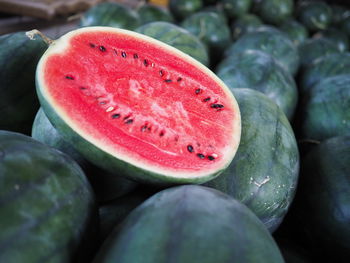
top-left (35, 27), bottom-right (241, 185)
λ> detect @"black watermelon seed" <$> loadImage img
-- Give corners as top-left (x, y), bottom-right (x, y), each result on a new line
top-left (203, 97), bottom-right (211, 102)
top-left (122, 52), bottom-right (127, 58)
top-left (195, 88), bottom-right (201, 94)
top-left (187, 145), bottom-right (194, 153)
top-left (99, 46), bottom-right (106, 52)
top-left (165, 79), bottom-right (172, 83)
top-left (177, 77), bottom-right (182, 82)
top-left (125, 119), bottom-right (133, 124)
top-left (112, 114), bottom-right (120, 119)
top-left (159, 131), bottom-right (165, 137)
top-left (141, 125), bottom-right (147, 132)
top-left (210, 103), bottom-right (224, 109)
top-left (159, 70), bottom-right (164, 76)
top-left (208, 156), bottom-right (215, 161)
top-left (144, 59), bottom-right (149, 66)
top-left (99, 101), bottom-right (106, 105)
top-left (197, 153), bottom-right (205, 159)
top-left (65, 75), bottom-right (74, 80)
top-left (123, 115), bottom-right (131, 120)
top-left (89, 43), bottom-right (95, 48)
top-left (134, 53), bottom-right (138, 59)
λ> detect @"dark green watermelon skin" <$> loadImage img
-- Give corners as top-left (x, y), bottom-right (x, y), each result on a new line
top-left (225, 27), bottom-right (300, 75)
top-left (298, 38), bottom-right (340, 67)
top-left (280, 19), bottom-right (308, 46)
top-left (231, 14), bottom-right (263, 40)
top-left (258, 0), bottom-right (294, 25)
top-left (79, 2), bottom-right (140, 30)
top-left (313, 28), bottom-right (349, 52)
top-left (0, 32), bottom-right (47, 135)
top-left (180, 11), bottom-right (231, 64)
top-left (301, 75), bottom-right (350, 141)
top-left (136, 21), bottom-right (209, 66)
top-left (32, 108), bottom-right (138, 203)
top-left (222, 0), bottom-right (252, 19)
top-left (300, 52), bottom-right (350, 92)
top-left (169, 0), bottom-right (203, 21)
top-left (206, 89), bottom-right (299, 232)
top-left (297, 1), bottom-right (332, 32)
top-left (93, 185), bottom-right (284, 263)
top-left (296, 136), bottom-right (350, 261)
top-left (0, 130), bottom-right (97, 263)
top-left (216, 50), bottom-right (297, 120)
top-left (341, 17), bottom-right (350, 36)
top-left (137, 4), bottom-right (174, 25)
top-left (331, 4), bottom-right (350, 25)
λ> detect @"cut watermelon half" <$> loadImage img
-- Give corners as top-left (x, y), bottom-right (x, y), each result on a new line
top-left (35, 27), bottom-right (241, 184)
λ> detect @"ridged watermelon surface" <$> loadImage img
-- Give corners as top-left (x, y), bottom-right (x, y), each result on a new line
top-left (0, 130), bottom-right (97, 263)
top-left (93, 185), bottom-right (284, 263)
top-left (206, 89), bottom-right (299, 232)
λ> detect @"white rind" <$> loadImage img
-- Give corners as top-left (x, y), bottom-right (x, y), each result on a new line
top-left (36, 26), bottom-right (241, 180)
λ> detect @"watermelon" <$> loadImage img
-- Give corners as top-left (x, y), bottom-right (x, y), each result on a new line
top-left (136, 21), bottom-right (209, 66)
top-left (331, 4), bottom-right (350, 25)
top-left (35, 27), bottom-right (241, 185)
top-left (257, 0), bottom-right (294, 25)
top-left (205, 88), bottom-right (299, 232)
top-left (301, 75), bottom-right (350, 141)
top-left (32, 108), bottom-right (138, 202)
top-left (341, 17), bottom-right (350, 37)
top-left (216, 50), bottom-right (298, 120)
top-left (79, 2), bottom-right (140, 29)
top-left (298, 38), bottom-right (340, 67)
top-left (280, 19), bottom-right (308, 46)
top-left (137, 4), bottom-right (174, 25)
top-left (221, 0), bottom-right (252, 19)
top-left (0, 130), bottom-right (97, 262)
top-left (169, 0), bottom-right (203, 21)
top-left (295, 135), bottom-right (350, 261)
top-left (300, 52), bottom-right (350, 92)
top-left (93, 185), bottom-right (285, 263)
top-left (0, 31), bottom-right (47, 134)
top-left (231, 14), bottom-right (263, 40)
top-left (313, 28), bottom-right (349, 52)
top-left (225, 26), bottom-right (300, 75)
top-left (297, 1), bottom-right (332, 32)
top-left (180, 11), bottom-right (231, 64)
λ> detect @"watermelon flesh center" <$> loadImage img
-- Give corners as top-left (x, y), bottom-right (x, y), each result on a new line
top-left (40, 28), bottom-right (239, 175)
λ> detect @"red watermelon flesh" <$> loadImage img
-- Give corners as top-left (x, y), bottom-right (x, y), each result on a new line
top-left (36, 27), bottom-right (241, 183)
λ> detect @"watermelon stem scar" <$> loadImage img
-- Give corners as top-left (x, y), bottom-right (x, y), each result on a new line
top-left (35, 26), bottom-right (241, 184)
top-left (26, 29), bottom-right (54, 45)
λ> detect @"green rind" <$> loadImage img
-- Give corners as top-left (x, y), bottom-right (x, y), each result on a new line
top-left (0, 32), bottom-right (47, 134)
top-left (298, 38), bottom-right (340, 67)
top-left (0, 130), bottom-right (97, 263)
top-left (216, 50), bottom-right (298, 120)
top-left (225, 27), bottom-right (300, 75)
top-left (258, 0), bottom-right (294, 25)
top-left (136, 21), bottom-right (209, 66)
top-left (93, 185), bottom-right (284, 263)
top-left (169, 0), bottom-right (203, 21)
top-left (341, 17), bottom-right (350, 37)
top-left (231, 14), bottom-right (263, 40)
top-left (221, 0), bottom-right (252, 19)
top-left (137, 4), bottom-right (174, 25)
top-left (205, 89), bottom-right (299, 232)
top-left (301, 75), bottom-right (350, 141)
top-left (296, 136), bottom-right (350, 259)
top-left (79, 2), bottom-right (140, 29)
top-left (180, 11), bottom-right (231, 64)
top-left (32, 108), bottom-right (138, 202)
top-left (300, 52), bottom-right (350, 92)
top-left (297, 1), bottom-right (332, 32)
top-left (280, 19), bottom-right (309, 46)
